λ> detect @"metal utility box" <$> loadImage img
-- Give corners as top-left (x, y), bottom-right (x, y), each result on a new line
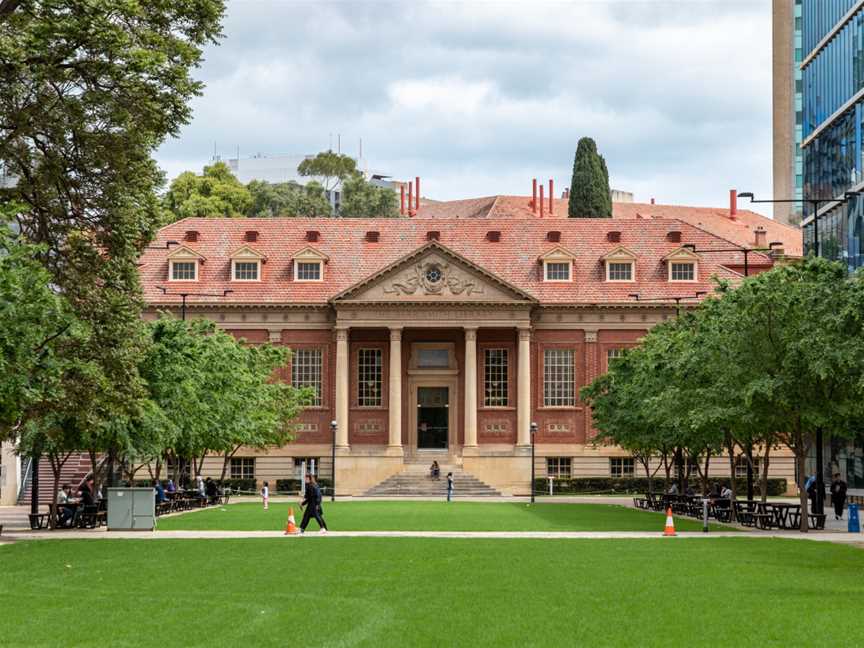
top-left (107, 487), bottom-right (155, 531)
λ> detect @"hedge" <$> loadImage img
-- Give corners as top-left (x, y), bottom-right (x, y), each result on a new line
top-left (535, 477), bottom-right (788, 496)
top-left (275, 478), bottom-right (333, 494)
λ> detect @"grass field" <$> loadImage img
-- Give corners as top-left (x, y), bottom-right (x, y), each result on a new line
top-left (155, 501), bottom-right (732, 532)
top-left (1, 537), bottom-right (861, 647)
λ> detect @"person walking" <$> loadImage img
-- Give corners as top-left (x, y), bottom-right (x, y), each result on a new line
top-left (830, 473), bottom-right (848, 520)
top-left (446, 472), bottom-right (454, 502)
top-left (299, 474), bottom-right (328, 534)
top-left (261, 481), bottom-right (270, 510)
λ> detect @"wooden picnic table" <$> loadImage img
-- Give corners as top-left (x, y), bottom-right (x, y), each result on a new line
top-left (765, 502), bottom-right (800, 530)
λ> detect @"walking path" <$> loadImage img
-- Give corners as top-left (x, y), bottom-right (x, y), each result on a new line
top-left (2, 528), bottom-right (863, 543)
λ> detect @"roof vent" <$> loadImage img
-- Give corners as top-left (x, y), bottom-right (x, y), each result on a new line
top-left (547, 231), bottom-right (561, 243)
top-left (607, 231), bottom-right (621, 243)
top-left (365, 231), bottom-right (380, 243)
top-left (245, 230), bottom-right (259, 243)
top-left (184, 230), bottom-right (199, 243)
top-left (666, 230), bottom-right (682, 243)
top-left (305, 230), bottom-right (320, 242)
top-left (486, 230), bottom-right (501, 242)
top-left (427, 230), bottom-right (440, 241)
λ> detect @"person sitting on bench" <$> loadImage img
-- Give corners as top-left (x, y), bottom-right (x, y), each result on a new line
top-left (57, 484), bottom-right (76, 528)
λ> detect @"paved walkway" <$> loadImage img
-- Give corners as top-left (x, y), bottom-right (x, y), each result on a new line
top-left (2, 528), bottom-right (863, 544)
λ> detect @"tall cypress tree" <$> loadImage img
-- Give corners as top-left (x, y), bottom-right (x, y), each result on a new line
top-left (568, 137), bottom-right (612, 218)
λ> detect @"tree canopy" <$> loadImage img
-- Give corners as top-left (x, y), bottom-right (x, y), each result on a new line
top-left (339, 175), bottom-right (399, 218)
top-left (297, 151), bottom-right (358, 193)
top-left (582, 258), bottom-right (864, 531)
top-left (164, 162), bottom-right (253, 221)
top-left (247, 179), bottom-right (331, 217)
top-left (568, 137), bottom-right (612, 218)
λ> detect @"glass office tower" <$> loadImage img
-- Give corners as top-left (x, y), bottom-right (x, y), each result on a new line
top-left (800, 0), bottom-right (864, 270)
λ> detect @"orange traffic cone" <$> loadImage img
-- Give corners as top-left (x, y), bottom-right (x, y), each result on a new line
top-left (663, 507), bottom-right (676, 537)
top-left (284, 507), bottom-right (299, 535)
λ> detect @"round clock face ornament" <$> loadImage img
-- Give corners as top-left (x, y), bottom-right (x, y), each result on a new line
top-left (425, 266), bottom-right (443, 283)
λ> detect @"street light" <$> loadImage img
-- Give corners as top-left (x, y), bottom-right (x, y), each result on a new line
top-left (737, 191), bottom-right (862, 258)
top-left (155, 287), bottom-right (234, 321)
top-left (681, 242), bottom-right (784, 277)
top-left (530, 422), bottom-right (538, 503)
top-left (145, 240), bottom-right (179, 250)
top-left (330, 420), bottom-right (337, 502)
top-left (628, 292), bottom-right (707, 317)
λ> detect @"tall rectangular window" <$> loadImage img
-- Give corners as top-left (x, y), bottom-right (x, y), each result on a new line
top-left (230, 457), bottom-right (255, 480)
top-left (233, 261), bottom-right (259, 281)
top-left (291, 348), bottom-right (322, 406)
top-left (670, 262), bottom-right (695, 281)
top-left (606, 348), bottom-right (624, 365)
top-left (171, 261), bottom-right (196, 281)
top-left (543, 349), bottom-right (575, 407)
top-left (357, 348), bottom-right (383, 407)
top-left (484, 348), bottom-right (509, 407)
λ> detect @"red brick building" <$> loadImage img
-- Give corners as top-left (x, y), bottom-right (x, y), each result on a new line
top-left (139, 196), bottom-right (802, 495)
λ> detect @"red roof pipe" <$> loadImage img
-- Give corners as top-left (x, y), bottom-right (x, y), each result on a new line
top-left (408, 181), bottom-right (414, 217)
top-left (532, 178), bottom-right (537, 213)
top-left (729, 189), bottom-right (737, 217)
top-left (400, 184), bottom-right (405, 215)
top-left (548, 179), bottom-right (554, 215)
top-left (539, 184), bottom-right (545, 218)
top-left (415, 176), bottom-right (420, 211)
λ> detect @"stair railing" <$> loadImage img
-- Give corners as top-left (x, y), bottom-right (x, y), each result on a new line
top-left (17, 456), bottom-right (32, 503)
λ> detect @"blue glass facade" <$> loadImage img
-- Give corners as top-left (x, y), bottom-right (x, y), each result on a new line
top-left (801, 0), bottom-right (864, 271)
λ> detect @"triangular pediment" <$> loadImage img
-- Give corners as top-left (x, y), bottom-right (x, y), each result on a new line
top-left (331, 242), bottom-right (536, 304)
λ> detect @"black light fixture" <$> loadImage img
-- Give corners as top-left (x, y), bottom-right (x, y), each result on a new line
top-left (530, 422), bottom-right (538, 504)
top-left (330, 420), bottom-right (337, 502)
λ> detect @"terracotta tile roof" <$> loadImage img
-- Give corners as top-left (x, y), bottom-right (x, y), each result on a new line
top-left (141, 217), bottom-right (771, 308)
top-left (411, 195), bottom-right (803, 257)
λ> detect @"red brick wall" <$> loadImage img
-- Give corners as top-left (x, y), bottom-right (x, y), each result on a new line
top-left (532, 329), bottom-right (586, 444)
top-left (349, 328), bottom-right (389, 445)
top-left (477, 329), bottom-right (517, 444)
top-left (224, 329), bottom-right (269, 344)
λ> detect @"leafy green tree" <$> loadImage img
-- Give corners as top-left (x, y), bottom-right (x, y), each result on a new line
top-left (0, 0), bottom-right (226, 485)
top-left (568, 137), bottom-right (612, 218)
top-left (164, 162), bottom-right (252, 221)
top-left (339, 175), bottom-right (399, 218)
top-left (247, 179), bottom-right (331, 217)
top-left (297, 151), bottom-right (358, 193)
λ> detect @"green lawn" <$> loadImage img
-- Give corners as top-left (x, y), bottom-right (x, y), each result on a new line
top-left (156, 501), bottom-right (731, 532)
top-left (1, 538), bottom-right (861, 647)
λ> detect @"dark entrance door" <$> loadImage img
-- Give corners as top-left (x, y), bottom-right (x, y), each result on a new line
top-left (417, 386), bottom-right (449, 449)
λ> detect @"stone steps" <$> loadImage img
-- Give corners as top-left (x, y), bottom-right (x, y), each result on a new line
top-left (364, 467), bottom-right (501, 497)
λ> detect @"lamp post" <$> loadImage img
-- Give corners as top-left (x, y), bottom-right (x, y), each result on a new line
top-left (628, 292), bottom-right (707, 317)
top-left (330, 420), bottom-right (337, 502)
top-left (530, 422), bottom-right (538, 503)
top-left (737, 191), bottom-right (861, 259)
top-left (735, 191), bottom-right (864, 515)
top-left (681, 242), bottom-right (785, 277)
top-left (155, 287), bottom-right (234, 321)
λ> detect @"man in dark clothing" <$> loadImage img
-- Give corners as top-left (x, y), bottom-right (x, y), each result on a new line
top-left (830, 473), bottom-right (848, 520)
top-left (299, 475), bottom-right (328, 534)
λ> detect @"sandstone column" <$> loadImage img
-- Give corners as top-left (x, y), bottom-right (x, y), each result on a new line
top-left (463, 327), bottom-right (478, 447)
top-left (388, 328), bottom-right (403, 447)
top-left (335, 327), bottom-right (350, 448)
top-left (517, 327), bottom-right (531, 446)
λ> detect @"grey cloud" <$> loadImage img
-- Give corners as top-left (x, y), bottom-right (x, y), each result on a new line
top-left (156, 0), bottom-right (773, 214)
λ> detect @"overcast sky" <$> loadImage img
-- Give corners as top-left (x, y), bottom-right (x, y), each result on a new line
top-left (154, 0), bottom-right (773, 215)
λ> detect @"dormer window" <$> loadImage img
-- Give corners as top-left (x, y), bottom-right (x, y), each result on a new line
top-left (670, 262), bottom-right (695, 282)
top-left (292, 246), bottom-right (329, 283)
top-left (602, 246), bottom-right (637, 282)
top-left (545, 262), bottom-right (571, 281)
top-left (297, 261), bottom-right (321, 281)
top-left (166, 245), bottom-right (205, 282)
top-left (229, 245), bottom-right (266, 283)
top-left (663, 247), bottom-right (700, 282)
top-left (171, 261), bottom-right (197, 281)
top-left (538, 246), bottom-right (577, 283)
top-left (233, 261), bottom-right (260, 281)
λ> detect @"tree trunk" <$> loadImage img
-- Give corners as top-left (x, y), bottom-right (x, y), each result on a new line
top-left (640, 455), bottom-right (653, 495)
top-left (220, 454), bottom-right (230, 484)
top-left (48, 452), bottom-right (72, 530)
top-left (760, 447), bottom-right (772, 503)
top-left (662, 452), bottom-right (672, 491)
top-left (701, 451), bottom-right (711, 496)
top-left (796, 449), bottom-right (810, 532)
top-left (744, 442), bottom-right (755, 503)
top-left (724, 433), bottom-right (737, 523)
top-left (675, 447), bottom-right (685, 492)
